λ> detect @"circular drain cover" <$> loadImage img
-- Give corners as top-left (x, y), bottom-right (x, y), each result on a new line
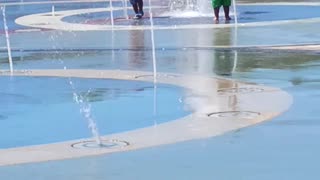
top-left (218, 87), bottom-right (264, 94)
top-left (135, 74), bottom-right (178, 79)
top-left (71, 139), bottom-right (129, 149)
top-left (208, 111), bottom-right (260, 119)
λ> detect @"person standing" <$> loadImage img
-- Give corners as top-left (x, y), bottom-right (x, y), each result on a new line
top-left (130, 0), bottom-right (144, 19)
top-left (212, 0), bottom-right (232, 23)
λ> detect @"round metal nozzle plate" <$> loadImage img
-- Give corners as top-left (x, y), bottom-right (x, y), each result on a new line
top-left (71, 139), bottom-right (129, 149)
top-left (208, 111), bottom-right (260, 119)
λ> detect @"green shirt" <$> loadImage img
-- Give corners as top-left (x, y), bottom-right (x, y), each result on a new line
top-left (212, 0), bottom-right (231, 8)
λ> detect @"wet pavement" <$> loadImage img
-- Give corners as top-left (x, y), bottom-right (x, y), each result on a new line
top-left (1, 48), bottom-right (319, 180)
top-left (0, 0), bottom-right (320, 179)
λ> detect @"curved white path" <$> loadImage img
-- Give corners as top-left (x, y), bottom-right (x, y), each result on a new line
top-left (0, 0), bottom-right (112, 6)
top-left (14, 3), bottom-right (320, 31)
top-left (0, 69), bottom-right (292, 166)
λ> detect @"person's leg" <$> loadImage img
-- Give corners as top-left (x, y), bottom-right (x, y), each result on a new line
top-left (223, 6), bottom-right (231, 20)
top-left (212, 0), bottom-right (222, 22)
top-left (137, 0), bottom-right (144, 16)
top-left (130, 0), bottom-right (139, 14)
top-left (223, 0), bottom-right (231, 20)
top-left (214, 7), bottom-right (220, 22)
top-left (132, 4), bottom-right (139, 14)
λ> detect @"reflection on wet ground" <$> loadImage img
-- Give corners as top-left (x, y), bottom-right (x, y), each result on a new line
top-left (1, 48), bottom-right (319, 73)
top-left (0, 0), bottom-right (320, 179)
top-left (0, 48), bottom-right (319, 179)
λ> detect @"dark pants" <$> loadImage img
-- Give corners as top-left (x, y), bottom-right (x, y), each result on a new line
top-left (130, 0), bottom-right (143, 14)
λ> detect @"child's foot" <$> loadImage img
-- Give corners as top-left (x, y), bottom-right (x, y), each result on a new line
top-left (214, 17), bottom-right (219, 23)
top-left (225, 16), bottom-right (231, 21)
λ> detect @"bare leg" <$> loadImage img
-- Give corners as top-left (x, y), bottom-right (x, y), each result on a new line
top-left (223, 6), bottom-right (231, 21)
top-left (214, 7), bottom-right (220, 23)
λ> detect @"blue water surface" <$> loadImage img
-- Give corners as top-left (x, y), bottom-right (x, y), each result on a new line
top-left (0, 76), bottom-right (190, 149)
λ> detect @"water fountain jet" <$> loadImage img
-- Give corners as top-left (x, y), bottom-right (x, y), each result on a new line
top-left (232, 0), bottom-right (238, 25)
top-left (52, 5), bottom-right (55, 16)
top-left (169, 0), bottom-right (238, 21)
top-left (1, 6), bottom-right (13, 74)
top-left (146, 1), bottom-right (159, 126)
top-left (169, 0), bottom-right (212, 16)
top-left (69, 81), bottom-right (103, 146)
top-left (148, 1), bottom-right (157, 84)
top-left (109, 0), bottom-right (114, 27)
top-left (122, 0), bottom-right (129, 19)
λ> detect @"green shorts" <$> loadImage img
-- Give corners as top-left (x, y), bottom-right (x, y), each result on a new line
top-left (212, 0), bottom-right (231, 8)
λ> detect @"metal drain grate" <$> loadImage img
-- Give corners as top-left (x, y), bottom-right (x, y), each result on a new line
top-left (208, 111), bottom-right (260, 119)
top-left (71, 139), bottom-right (129, 149)
top-left (218, 87), bottom-right (264, 94)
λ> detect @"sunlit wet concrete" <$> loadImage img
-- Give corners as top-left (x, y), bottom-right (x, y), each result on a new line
top-left (0, 69), bottom-right (292, 166)
top-left (1, 48), bottom-right (318, 180)
top-left (1, 1), bottom-right (320, 50)
top-left (0, 0), bottom-right (319, 179)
